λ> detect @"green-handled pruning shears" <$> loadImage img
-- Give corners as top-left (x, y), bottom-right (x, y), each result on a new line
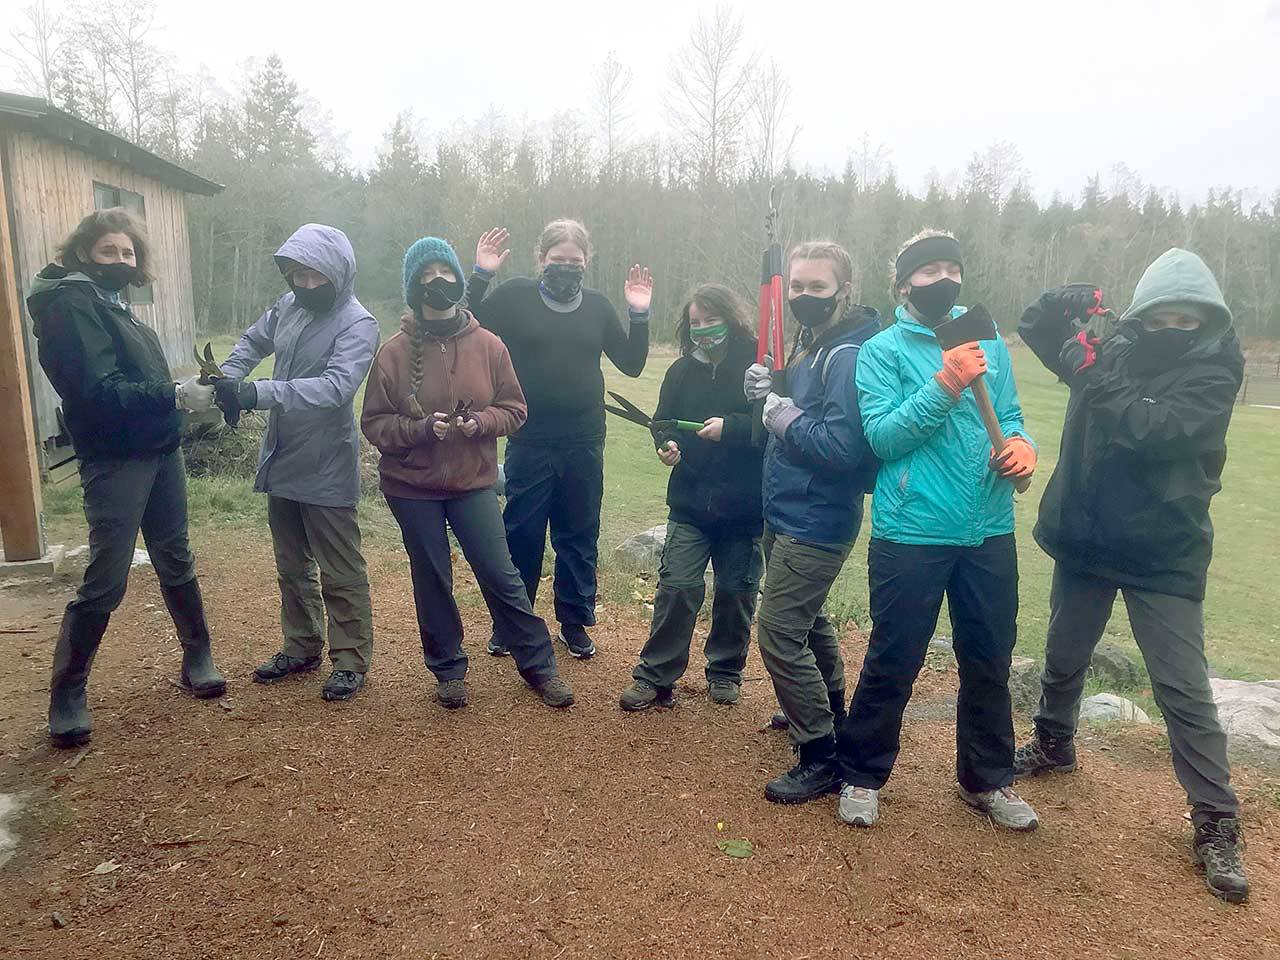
top-left (193, 342), bottom-right (223, 385)
top-left (605, 391), bottom-right (703, 443)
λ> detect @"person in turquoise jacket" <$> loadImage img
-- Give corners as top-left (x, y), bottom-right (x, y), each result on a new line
top-left (834, 229), bottom-right (1041, 833)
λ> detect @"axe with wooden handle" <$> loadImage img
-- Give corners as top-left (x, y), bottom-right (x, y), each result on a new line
top-left (930, 305), bottom-right (1032, 494)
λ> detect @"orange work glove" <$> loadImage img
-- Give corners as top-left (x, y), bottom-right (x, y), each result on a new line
top-left (934, 343), bottom-right (988, 399)
top-left (989, 436), bottom-right (1037, 480)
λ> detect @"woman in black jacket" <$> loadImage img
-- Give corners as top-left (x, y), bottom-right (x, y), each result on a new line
top-left (618, 283), bottom-right (765, 710)
top-left (28, 208), bottom-right (226, 749)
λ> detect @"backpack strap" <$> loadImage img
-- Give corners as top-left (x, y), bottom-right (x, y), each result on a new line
top-left (820, 342), bottom-right (857, 387)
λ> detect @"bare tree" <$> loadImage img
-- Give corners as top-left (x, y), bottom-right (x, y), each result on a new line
top-left (667, 5), bottom-right (757, 185)
top-left (99, 1), bottom-right (162, 144)
top-left (594, 51), bottom-right (632, 177)
top-left (5, 0), bottom-right (64, 100)
top-left (748, 58), bottom-right (798, 181)
top-left (848, 133), bottom-right (892, 190)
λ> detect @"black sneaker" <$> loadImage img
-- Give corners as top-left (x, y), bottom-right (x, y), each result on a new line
top-left (558, 624), bottom-right (596, 659)
top-left (764, 735), bottom-right (842, 804)
top-left (708, 679), bottom-right (741, 705)
top-left (321, 670), bottom-right (364, 702)
top-left (533, 676), bottom-right (575, 709)
top-left (1194, 817), bottom-right (1250, 904)
top-left (437, 679), bottom-right (468, 709)
top-left (253, 651), bottom-right (322, 683)
top-left (1013, 733), bottom-right (1077, 778)
top-left (487, 636), bottom-right (509, 657)
top-left (768, 710), bottom-right (790, 730)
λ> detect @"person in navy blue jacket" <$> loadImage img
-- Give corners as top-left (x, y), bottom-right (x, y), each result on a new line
top-left (743, 240), bottom-right (881, 804)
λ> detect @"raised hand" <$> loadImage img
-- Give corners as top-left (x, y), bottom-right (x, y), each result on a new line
top-left (624, 264), bottom-right (654, 313)
top-left (475, 227), bottom-right (511, 274)
top-left (657, 440), bottom-right (681, 467)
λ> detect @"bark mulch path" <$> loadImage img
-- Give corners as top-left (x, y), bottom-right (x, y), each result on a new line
top-left (0, 534), bottom-right (1276, 960)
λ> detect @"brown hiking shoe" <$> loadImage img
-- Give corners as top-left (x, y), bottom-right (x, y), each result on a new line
top-left (619, 679), bottom-right (675, 712)
top-left (708, 680), bottom-right (741, 705)
top-left (436, 679), bottom-right (468, 709)
top-left (1194, 817), bottom-right (1249, 904)
top-left (533, 676), bottom-right (575, 709)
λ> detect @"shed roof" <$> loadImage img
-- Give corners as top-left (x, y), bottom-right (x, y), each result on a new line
top-left (0, 91), bottom-right (224, 197)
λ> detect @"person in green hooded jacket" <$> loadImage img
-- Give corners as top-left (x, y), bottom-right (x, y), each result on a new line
top-left (1015, 248), bottom-right (1249, 904)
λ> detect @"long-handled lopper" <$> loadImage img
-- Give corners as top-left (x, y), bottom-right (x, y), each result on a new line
top-left (752, 185), bottom-right (785, 446)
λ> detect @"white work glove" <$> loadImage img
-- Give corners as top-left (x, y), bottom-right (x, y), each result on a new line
top-left (762, 393), bottom-right (802, 439)
top-left (175, 376), bottom-right (215, 413)
top-left (744, 361), bottom-right (773, 401)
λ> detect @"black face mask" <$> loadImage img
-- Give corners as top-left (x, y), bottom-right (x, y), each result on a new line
top-left (290, 280), bottom-right (337, 314)
top-left (908, 277), bottom-right (961, 326)
top-left (541, 263), bottom-right (585, 303)
top-left (789, 293), bottom-right (840, 328)
top-left (85, 261), bottom-right (137, 292)
top-left (1132, 326), bottom-right (1198, 371)
top-left (410, 276), bottom-right (465, 313)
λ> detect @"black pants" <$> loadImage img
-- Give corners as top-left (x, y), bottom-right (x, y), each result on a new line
top-left (838, 535), bottom-right (1018, 793)
top-left (386, 489), bottom-right (558, 685)
top-left (502, 440), bottom-right (604, 627)
top-left (71, 451), bottom-right (196, 614)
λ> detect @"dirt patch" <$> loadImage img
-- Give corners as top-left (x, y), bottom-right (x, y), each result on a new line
top-left (0, 531), bottom-right (1276, 959)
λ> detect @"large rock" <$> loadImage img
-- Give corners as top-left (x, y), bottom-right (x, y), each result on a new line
top-left (1210, 679), bottom-right (1280, 767)
top-left (1079, 693), bottom-right (1151, 724)
top-left (1007, 656), bottom-right (1043, 713)
top-left (613, 524), bottom-right (668, 574)
top-left (1090, 642), bottom-right (1144, 689)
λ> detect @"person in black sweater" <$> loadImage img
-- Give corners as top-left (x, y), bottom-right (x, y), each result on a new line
top-left (27, 208), bottom-right (226, 749)
top-left (466, 221), bottom-right (653, 658)
top-left (616, 284), bottom-right (765, 710)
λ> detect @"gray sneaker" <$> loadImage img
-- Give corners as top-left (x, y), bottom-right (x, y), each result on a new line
top-left (707, 679), bottom-right (741, 705)
top-left (533, 676), bottom-right (575, 709)
top-left (957, 785), bottom-right (1040, 831)
top-left (619, 678), bottom-right (674, 712)
top-left (838, 785), bottom-right (879, 827)
top-left (436, 678), bottom-right (468, 709)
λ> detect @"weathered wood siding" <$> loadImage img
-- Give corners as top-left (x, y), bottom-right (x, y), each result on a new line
top-left (1, 127), bottom-right (196, 450)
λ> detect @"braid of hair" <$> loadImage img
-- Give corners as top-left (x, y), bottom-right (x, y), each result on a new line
top-left (406, 309), bottom-right (427, 420)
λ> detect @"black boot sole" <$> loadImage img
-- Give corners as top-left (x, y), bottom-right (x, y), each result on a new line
top-left (181, 676), bottom-right (227, 699)
top-left (764, 780), bottom-right (842, 805)
top-left (321, 680), bottom-right (365, 702)
top-left (51, 730), bottom-right (92, 749)
top-left (252, 662), bottom-right (322, 684)
top-left (1014, 761), bottom-right (1078, 779)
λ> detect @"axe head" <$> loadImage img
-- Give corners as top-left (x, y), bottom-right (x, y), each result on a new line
top-left (931, 304), bottom-right (997, 351)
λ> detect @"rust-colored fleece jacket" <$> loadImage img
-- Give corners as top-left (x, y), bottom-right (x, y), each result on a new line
top-left (361, 310), bottom-right (526, 499)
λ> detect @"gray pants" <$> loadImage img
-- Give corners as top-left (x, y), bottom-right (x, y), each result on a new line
top-left (72, 451), bottom-right (196, 614)
top-left (267, 496), bottom-right (374, 674)
top-left (1035, 563), bottom-right (1238, 823)
top-left (756, 527), bottom-right (851, 747)
top-left (632, 521), bottom-right (763, 689)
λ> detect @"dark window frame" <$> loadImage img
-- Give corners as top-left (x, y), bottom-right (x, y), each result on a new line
top-left (91, 182), bottom-right (154, 305)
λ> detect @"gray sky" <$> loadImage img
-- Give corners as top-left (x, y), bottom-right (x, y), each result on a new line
top-left (19, 0), bottom-right (1280, 203)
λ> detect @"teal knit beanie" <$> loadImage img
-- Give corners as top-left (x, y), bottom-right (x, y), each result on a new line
top-left (402, 237), bottom-right (465, 304)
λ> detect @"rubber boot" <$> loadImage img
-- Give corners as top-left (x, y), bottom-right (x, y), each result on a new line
top-left (160, 578), bottom-right (227, 699)
top-left (49, 609), bottom-right (111, 748)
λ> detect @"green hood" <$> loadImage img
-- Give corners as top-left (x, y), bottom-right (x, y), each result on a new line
top-left (28, 264), bottom-right (98, 298)
top-left (1119, 248), bottom-right (1232, 354)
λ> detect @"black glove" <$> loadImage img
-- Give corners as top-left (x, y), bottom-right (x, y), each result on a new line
top-left (1044, 283), bottom-right (1105, 323)
top-left (213, 378), bottom-right (257, 428)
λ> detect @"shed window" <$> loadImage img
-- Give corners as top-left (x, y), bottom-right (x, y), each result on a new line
top-left (92, 183), bottom-right (154, 305)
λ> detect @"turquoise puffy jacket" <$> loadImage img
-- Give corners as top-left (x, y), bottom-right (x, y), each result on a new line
top-left (856, 305), bottom-right (1033, 546)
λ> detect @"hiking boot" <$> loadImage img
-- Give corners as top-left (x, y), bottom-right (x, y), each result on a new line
top-left (321, 670), bottom-right (365, 702)
top-left (48, 609), bottom-right (110, 749)
top-left (619, 678), bottom-right (675, 712)
top-left (436, 678), bottom-right (468, 709)
top-left (768, 710), bottom-right (789, 730)
top-left (1013, 733), bottom-right (1078, 778)
top-left (708, 679), bottom-right (741, 706)
top-left (558, 624), bottom-right (596, 659)
top-left (1194, 816), bottom-right (1249, 904)
top-left (161, 580), bottom-right (227, 699)
top-left (957, 785), bottom-right (1040, 831)
top-left (533, 676), bottom-right (575, 709)
top-left (487, 636), bottom-right (509, 657)
top-left (838, 785), bottom-right (880, 827)
top-left (253, 651), bottom-right (322, 683)
top-left (764, 734), bottom-right (841, 804)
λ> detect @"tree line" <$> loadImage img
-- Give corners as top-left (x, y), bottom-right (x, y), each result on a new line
top-left (6, 2), bottom-right (1279, 342)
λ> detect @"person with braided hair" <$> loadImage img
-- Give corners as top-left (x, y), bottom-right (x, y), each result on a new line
top-left (361, 237), bottom-right (574, 710)
top-left (741, 241), bottom-right (882, 804)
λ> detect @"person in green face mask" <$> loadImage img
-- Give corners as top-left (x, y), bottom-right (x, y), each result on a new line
top-left (618, 284), bottom-right (766, 711)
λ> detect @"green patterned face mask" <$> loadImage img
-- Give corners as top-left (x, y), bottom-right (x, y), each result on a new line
top-left (691, 322), bottom-right (728, 349)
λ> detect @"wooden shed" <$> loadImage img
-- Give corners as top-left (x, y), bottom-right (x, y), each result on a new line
top-left (0, 91), bottom-right (222, 472)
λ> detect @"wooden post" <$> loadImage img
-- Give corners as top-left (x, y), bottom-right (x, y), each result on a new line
top-left (0, 132), bottom-right (47, 562)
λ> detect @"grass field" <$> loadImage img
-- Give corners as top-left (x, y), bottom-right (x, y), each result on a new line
top-left (40, 338), bottom-right (1280, 684)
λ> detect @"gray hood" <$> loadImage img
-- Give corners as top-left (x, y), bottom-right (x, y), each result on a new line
top-left (273, 223), bottom-right (359, 313)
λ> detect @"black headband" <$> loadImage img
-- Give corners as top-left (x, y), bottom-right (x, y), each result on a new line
top-left (895, 235), bottom-right (963, 286)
